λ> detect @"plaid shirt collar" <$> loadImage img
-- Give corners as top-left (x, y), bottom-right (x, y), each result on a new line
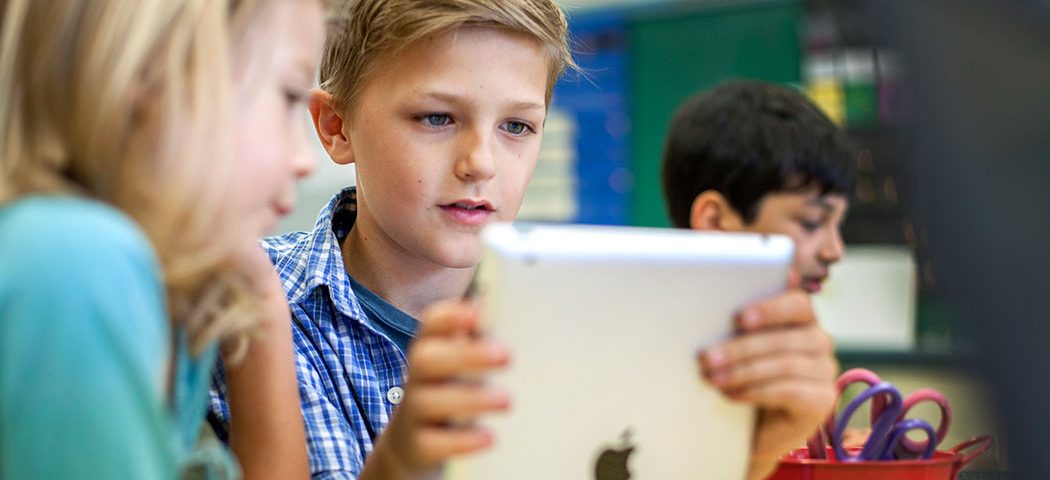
top-left (269, 187), bottom-right (364, 325)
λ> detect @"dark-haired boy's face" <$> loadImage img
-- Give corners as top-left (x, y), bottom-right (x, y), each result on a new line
top-left (745, 189), bottom-right (849, 294)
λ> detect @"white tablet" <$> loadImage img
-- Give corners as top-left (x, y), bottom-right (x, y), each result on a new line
top-left (446, 223), bottom-right (794, 480)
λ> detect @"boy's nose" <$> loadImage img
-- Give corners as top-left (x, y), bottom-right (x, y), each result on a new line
top-left (454, 128), bottom-right (496, 182)
top-left (820, 228), bottom-right (846, 264)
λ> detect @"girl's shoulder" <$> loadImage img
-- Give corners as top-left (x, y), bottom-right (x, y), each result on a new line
top-left (2, 195), bottom-right (151, 252)
top-left (0, 195), bottom-right (159, 280)
top-left (0, 196), bottom-right (178, 480)
top-left (0, 195), bottom-right (167, 341)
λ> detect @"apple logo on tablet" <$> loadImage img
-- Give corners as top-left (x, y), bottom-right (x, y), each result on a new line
top-left (594, 428), bottom-right (634, 480)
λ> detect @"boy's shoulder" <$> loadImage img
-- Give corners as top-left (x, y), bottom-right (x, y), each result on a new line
top-left (259, 230), bottom-right (317, 297)
top-left (260, 230), bottom-right (314, 265)
top-left (258, 187), bottom-right (359, 305)
top-left (259, 187), bottom-right (356, 273)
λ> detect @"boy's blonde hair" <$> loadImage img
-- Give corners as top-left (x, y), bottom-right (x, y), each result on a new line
top-left (0, 0), bottom-right (280, 358)
top-left (321, 0), bottom-right (576, 114)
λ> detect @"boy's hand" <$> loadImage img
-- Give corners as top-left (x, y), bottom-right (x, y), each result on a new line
top-left (362, 300), bottom-right (511, 480)
top-left (699, 289), bottom-right (838, 480)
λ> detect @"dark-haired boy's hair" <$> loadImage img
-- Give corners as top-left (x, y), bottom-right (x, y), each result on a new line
top-left (661, 80), bottom-right (857, 228)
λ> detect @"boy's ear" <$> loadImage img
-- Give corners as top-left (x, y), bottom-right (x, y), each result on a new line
top-left (309, 89), bottom-right (355, 165)
top-left (689, 190), bottom-right (745, 231)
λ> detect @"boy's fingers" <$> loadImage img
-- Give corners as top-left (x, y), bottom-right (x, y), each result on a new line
top-left (727, 379), bottom-right (837, 420)
top-left (418, 300), bottom-right (480, 336)
top-left (415, 426), bottom-right (495, 465)
top-left (735, 290), bottom-right (816, 331)
top-left (704, 353), bottom-right (838, 391)
top-left (700, 325), bottom-right (834, 369)
top-left (411, 384), bottom-right (511, 423)
top-left (409, 339), bottom-right (510, 380)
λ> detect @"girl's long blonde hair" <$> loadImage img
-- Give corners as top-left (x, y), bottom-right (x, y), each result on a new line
top-left (0, 0), bottom-right (269, 357)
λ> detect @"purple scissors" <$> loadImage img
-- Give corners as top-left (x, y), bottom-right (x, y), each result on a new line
top-left (807, 368), bottom-right (952, 461)
top-left (831, 382), bottom-right (937, 461)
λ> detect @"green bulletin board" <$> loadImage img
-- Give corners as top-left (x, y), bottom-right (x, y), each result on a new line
top-left (628, 0), bottom-right (804, 227)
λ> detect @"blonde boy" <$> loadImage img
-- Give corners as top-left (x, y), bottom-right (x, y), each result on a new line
top-left (209, 2), bottom-right (838, 479)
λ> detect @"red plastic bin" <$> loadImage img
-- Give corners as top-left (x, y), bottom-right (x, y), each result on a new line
top-left (768, 436), bottom-right (992, 480)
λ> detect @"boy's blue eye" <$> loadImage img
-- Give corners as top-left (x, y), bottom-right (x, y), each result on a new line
top-left (502, 121), bottom-right (533, 136)
top-left (420, 113), bottom-right (452, 127)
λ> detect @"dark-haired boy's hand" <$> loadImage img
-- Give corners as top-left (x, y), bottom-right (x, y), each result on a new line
top-left (361, 300), bottom-right (511, 480)
top-left (699, 289), bottom-right (838, 480)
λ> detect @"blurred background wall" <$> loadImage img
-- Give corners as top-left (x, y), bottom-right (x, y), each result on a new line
top-left (279, 0), bottom-right (952, 356)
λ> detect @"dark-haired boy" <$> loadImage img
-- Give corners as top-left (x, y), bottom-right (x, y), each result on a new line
top-left (663, 80), bottom-right (857, 475)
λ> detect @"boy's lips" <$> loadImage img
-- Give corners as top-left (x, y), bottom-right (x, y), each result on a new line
top-left (439, 199), bottom-right (494, 227)
top-left (802, 276), bottom-right (826, 294)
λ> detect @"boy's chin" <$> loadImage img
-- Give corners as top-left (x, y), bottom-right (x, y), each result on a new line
top-left (433, 244), bottom-right (483, 270)
top-left (445, 255), bottom-right (483, 270)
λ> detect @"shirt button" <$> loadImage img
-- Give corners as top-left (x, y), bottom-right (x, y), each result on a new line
top-left (387, 386), bottom-right (405, 405)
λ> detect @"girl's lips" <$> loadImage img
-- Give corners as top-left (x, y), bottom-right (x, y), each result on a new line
top-left (272, 201), bottom-right (294, 218)
top-left (274, 204), bottom-right (293, 217)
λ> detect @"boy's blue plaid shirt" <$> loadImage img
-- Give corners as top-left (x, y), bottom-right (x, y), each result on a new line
top-left (209, 187), bottom-right (410, 479)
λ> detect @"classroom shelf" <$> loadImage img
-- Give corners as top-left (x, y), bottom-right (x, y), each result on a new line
top-left (836, 348), bottom-right (978, 368)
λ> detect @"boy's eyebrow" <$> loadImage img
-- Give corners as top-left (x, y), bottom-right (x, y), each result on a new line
top-left (509, 101), bottom-right (546, 112)
top-left (413, 91), bottom-right (545, 112)
top-left (806, 197), bottom-right (836, 212)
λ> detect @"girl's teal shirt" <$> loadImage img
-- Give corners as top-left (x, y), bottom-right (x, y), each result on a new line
top-left (0, 196), bottom-right (235, 479)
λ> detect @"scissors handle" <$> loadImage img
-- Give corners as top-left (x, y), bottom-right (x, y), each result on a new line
top-left (882, 418), bottom-right (937, 460)
top-left (832, 382), bottom-right (904, 462)
top-left (821, 368), bottom-right (887, 457)
top-left (809, 368), bottom-right (883, 459)
top-left (836, 368), bottom-right (883, 391)
top-left (896, 388), bottom-right (952, 455)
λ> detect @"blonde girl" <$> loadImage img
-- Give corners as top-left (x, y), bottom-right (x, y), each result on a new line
top-left (0, 0), bottom-right (324, 477)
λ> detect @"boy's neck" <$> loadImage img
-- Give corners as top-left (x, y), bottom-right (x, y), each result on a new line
top-left (340, 224), bottom-right (474, 319)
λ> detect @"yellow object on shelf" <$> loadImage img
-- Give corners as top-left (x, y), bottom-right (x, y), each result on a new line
top-left (805, 79), bottom-right (846, 126)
